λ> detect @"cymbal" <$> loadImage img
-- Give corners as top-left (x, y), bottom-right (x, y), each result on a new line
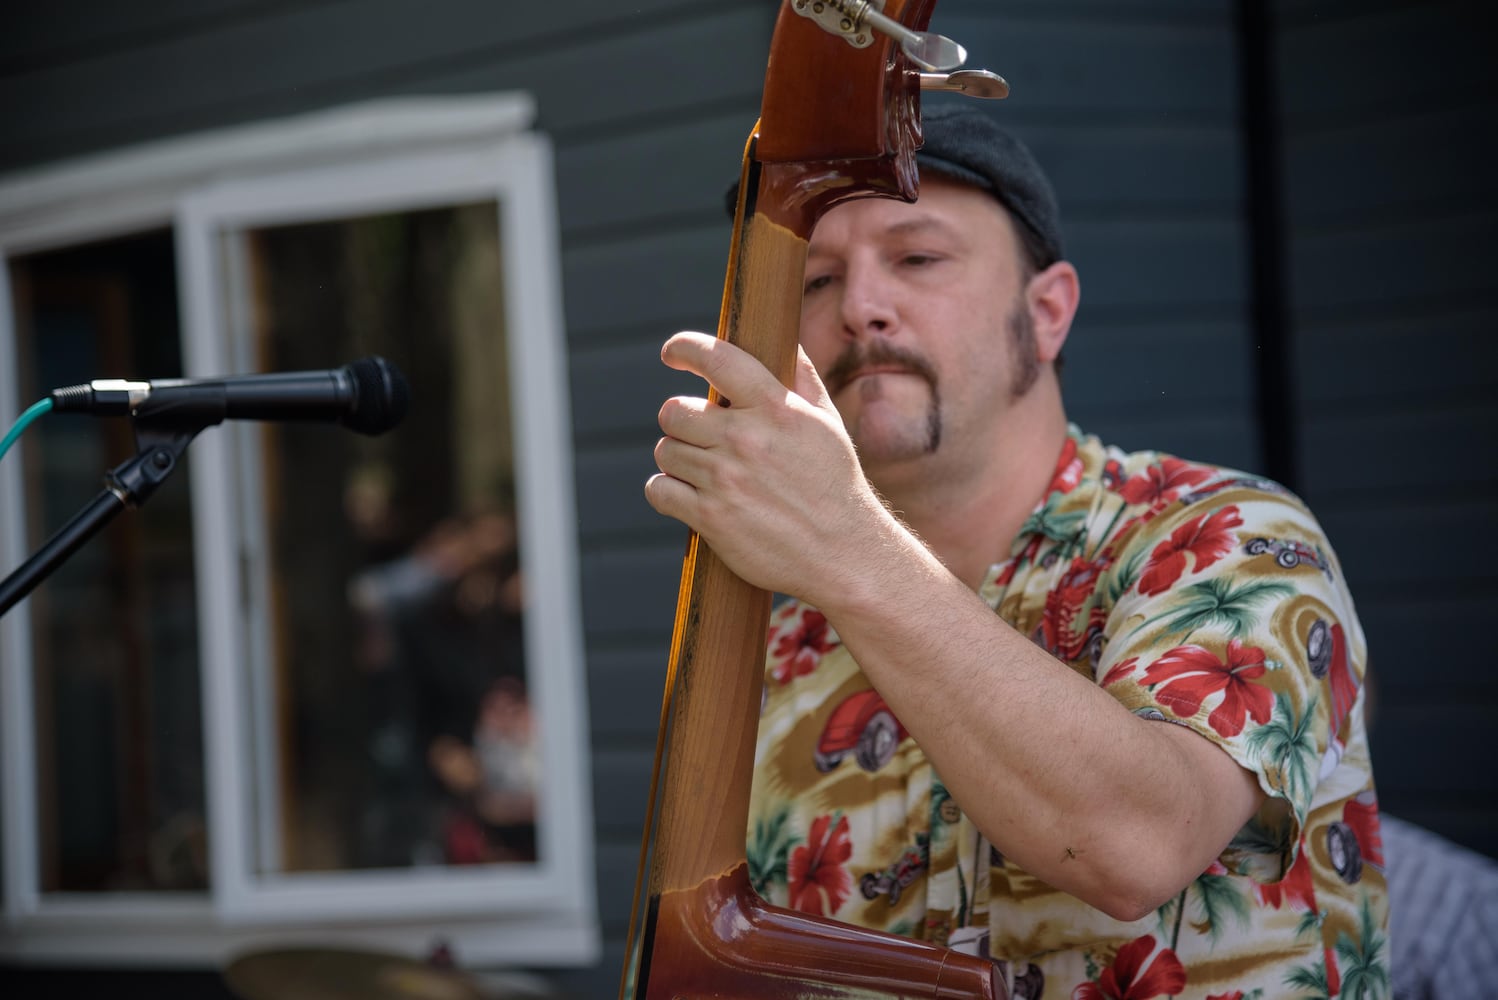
top-left (224, 946), bottom-right (490, 1000)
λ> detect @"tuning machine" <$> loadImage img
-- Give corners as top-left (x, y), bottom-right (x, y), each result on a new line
top-left (919, 69), bottom-right (1010, 100)
top-left (791, 0), bottom-right (966, 72)
top-left (791, 0), bottom-right (1009, 99)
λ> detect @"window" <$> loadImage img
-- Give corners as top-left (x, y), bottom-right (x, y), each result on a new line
top-left (0, 95), bottom-right (596, 965)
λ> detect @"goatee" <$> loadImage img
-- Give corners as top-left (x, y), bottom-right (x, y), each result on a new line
top-left (825, 339), bottom-right (943, 454)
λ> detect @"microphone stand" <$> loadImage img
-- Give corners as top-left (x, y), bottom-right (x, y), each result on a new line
top-left (0, 419), bottom-right (205, 618)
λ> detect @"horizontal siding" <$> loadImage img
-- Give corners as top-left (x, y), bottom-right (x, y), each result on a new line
top-left (1372, 703), bottom-right (1498, 796)
top-left (1024, 124), bottom-right (1244, 211)
top-left (1287, 211), bottom-right (1497, 314)
top-left (575, 448), bottom-right (673, 544)
top-left (0, 0), bottom-right (733, 168)
top-left (1065, 319), bottom-right (1256, 411)
top-left (556, 110), bottom-right (757, 238)
top-left (939, 13), bottom-right (1239, 120)
top-left (580, 546), bottom-right (687, 641)
top-left (1275, 1), bottom-right (1495, 122)
top-left (1273, 0), bottom-right (1498, 859)
top-left (0, 0), bottom-right (272, 71)
top-left (1298, 402), bottom-right (1497, 499)
top-left (1315, 499), bottom-right (1498, 592)
top-left (570, 343), bottom-right (706, 443)
top-left (590, 748), bottom-right (654, 839)
top-left (585, 646), bottom-right (674, 743)
top-left (1356, 592), bottom-right (1498, 690)
top-left (1284, 102), bottom-right (1498, 226)
top-left (1066, 218), bottom-right (1248, 313)
top-left (1294, 306), bottom-right (1497, 406)
top-left (437, 6), bottom-right (774, 139)
top-left (563, 227), bottom-right (727, 341)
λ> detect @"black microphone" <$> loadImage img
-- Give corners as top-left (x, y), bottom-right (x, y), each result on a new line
top-left (48, 356), bottom-right (410, 436)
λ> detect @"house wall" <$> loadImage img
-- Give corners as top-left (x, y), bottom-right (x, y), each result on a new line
top-left (1271, 0), bottom-right (1498, 861)
top-left (2, 1), bottom-right (1493, 996)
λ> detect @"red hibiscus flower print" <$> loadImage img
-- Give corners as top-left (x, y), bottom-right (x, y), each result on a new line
top-left (1136, 506), bottom-right (1244, 597)
top-left (1254, 836), bottom-right (1317, 911)
top-left (1072, 935), bottom-right (1186, 1000)
top-left (1102, 458), bottom-right (1125, 490)
top-left (1035, 556), bottom-right (1111, 660)
top-left (1140, 639), bottom-right (1274, 737)
top-left (787, 813), bottom-right (854, 916)
top-left (1049, 435), bottom-right (1082, 495)
top-left (1323, 621), bottom-right (1361, 732)
top-left (994, 535), bottom-right (1045, 588)
top-left (1101, 656), bottom-right (1140, 688)
top-left (1118, 458), bottom-right (1214, 512)
top-left (770, 610), bottom-right (834, 685)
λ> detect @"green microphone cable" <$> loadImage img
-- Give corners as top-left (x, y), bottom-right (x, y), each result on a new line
top-left (0, 398), bottom-right (54, 463)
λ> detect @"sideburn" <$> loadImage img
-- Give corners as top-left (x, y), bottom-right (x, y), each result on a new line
top-left (1008, 299), bottom-right (1041, 399)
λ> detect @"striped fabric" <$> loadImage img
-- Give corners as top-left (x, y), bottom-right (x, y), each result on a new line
top-left (1383, 813), bottom-right (1498, 999)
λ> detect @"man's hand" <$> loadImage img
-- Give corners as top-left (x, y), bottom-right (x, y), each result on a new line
top-left (644, 331), bottom-right (895, 606)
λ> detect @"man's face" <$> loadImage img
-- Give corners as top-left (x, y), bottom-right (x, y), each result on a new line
top-left (799, 178), bottom-right (1039, 476)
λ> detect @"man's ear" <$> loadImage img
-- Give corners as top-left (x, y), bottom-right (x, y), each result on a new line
top-left (1026, 261), bottom-right (1080, 364)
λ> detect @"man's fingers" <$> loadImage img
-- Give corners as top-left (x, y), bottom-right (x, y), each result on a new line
top-left (657, 393), bottom-right (718, 447)
top-left (652, 434), bottom-right (719, 490)
top-left (643, 471), bottom-right (698, 524)
top-left (661, 331), bottom-right (781, 409)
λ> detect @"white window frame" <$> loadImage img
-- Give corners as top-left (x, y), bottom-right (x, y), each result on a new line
top-left (0, 94), bottom-right (597, 967)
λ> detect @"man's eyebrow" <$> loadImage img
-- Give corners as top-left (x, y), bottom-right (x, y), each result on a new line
top-left (807, 214), bottom-right (963, 257)
top-left (883, 215), bottom-right (963, 239)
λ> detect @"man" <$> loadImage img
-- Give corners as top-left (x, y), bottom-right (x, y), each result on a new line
top-left (645, 105), bottom-right (1388, 999)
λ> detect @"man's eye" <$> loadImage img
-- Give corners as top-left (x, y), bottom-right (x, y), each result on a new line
top-left (804, 274), bottom-right (834, 294)
top-left (902, 254), bottom-right (937, 267)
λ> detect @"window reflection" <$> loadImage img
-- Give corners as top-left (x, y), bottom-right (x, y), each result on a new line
top-left (354, 509), bottom-right (535, 865)
top-left (9, 230), bottom-right (208, 893)
top-left (237, 201), bottom-right (537, 875)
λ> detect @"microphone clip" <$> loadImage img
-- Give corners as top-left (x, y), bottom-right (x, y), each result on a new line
top-left (0, 420), bottom-right (203, 617)
top-left (111, 420), bottom-right (203, 508)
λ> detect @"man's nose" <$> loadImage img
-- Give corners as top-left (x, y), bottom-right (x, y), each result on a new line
top-left (839, 265), bottom-right (898, 338)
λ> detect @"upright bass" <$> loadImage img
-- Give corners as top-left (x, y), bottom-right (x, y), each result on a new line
top-left (621, 2), bottom-right (1009, 996)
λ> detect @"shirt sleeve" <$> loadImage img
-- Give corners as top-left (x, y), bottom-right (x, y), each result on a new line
top-left (1091, 485), bottom-right (1369, 882)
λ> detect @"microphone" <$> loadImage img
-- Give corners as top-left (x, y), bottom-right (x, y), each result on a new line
top-left (47, 356), bottom-right (410, 436)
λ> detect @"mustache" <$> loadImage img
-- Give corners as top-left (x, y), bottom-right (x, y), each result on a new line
top-left (822, 339), bottom-right (938, 395)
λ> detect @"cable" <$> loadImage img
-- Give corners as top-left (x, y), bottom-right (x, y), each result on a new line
top-left (0, 398), bottom-right (53, 463)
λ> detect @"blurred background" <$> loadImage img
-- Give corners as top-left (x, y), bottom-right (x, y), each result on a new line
top-left (0, 1), bottom-right (1493, 998)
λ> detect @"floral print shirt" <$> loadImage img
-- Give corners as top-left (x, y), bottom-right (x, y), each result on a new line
top-left (747, 427), bottom-right (1390, 999)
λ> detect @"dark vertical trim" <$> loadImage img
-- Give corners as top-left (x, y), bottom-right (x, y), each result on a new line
top-left (1235, 0), bottom-right (1298, 490)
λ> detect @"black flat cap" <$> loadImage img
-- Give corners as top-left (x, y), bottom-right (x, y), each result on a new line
top-left (916, 104), bottom-right (1064, 265)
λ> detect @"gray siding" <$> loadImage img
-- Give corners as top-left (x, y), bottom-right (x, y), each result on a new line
top-left (3, 0), bottom-right (1495, 995)
top-left (1273, 0), bottom-right (1498, 860)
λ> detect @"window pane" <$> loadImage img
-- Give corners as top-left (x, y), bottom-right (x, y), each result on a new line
top-left (8, 230), bottom-right (209, 893)
top-left (233, 202), bottom-right (538, 875)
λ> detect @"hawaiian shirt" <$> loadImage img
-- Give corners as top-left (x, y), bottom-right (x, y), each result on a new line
top-left (747, 426), bottom-right (1390, 999)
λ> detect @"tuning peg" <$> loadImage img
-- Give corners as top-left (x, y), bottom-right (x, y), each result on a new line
top-left (919, 69), bottom-right (1010, 100)
top-left (792, 0), bottom-right (968, 73)
top-left (864, 8), bottom-right (967, 72)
